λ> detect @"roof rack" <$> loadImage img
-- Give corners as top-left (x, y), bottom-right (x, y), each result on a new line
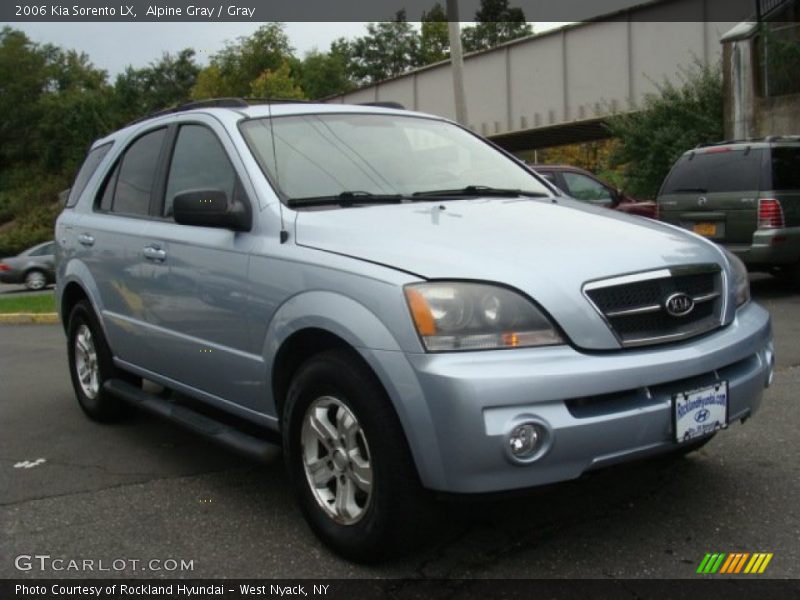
top-left (126, 97), bottom-right (407, 127)
top-left (359, 101), bottom-right (406, 110)
top-left (695, 135), bottom-right (800, 149)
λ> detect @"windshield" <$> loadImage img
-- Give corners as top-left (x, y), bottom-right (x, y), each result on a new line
top-left (239, 113), bottom-right (550, 204)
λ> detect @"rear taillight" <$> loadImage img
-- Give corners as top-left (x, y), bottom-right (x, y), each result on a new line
top-left (0, 263), bottom-right (10, 272)
top-left (758, 198), bottom-right (785, 229)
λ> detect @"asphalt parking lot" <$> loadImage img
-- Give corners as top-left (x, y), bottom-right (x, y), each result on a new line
top-left (1, 276), bottom-right (798, 579)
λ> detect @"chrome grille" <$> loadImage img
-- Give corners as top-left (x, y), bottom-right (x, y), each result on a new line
top-left (584, 265), bottom-right (724, 347)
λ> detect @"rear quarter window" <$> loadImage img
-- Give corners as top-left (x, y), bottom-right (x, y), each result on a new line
top-left (66, 143), bottom-right (113, 208)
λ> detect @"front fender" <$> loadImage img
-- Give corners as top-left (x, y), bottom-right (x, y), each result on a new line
top-left (261, 290), bottom-right (447, 489)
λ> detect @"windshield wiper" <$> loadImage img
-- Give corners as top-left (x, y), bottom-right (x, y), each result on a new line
top-left (287, 191), bottom-right (407, 208)
top-left (412, 185), bottom-right (549, 199)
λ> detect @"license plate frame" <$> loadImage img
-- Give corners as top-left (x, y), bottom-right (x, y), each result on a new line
top-left (673, 381), bottom-right (729, 444)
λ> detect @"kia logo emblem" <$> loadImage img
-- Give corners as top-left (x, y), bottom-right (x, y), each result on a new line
top-left (665, 292), bottom-right (695, 317)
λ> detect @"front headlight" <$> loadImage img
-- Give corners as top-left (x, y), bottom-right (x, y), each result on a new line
top-left (404, 282), bottom-right (564, 351)
top-left (723, 248), bottom-right (750, 307)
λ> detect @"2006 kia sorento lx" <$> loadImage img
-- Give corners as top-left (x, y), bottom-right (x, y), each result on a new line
top-left (56, 100), bottom-right (774, 561)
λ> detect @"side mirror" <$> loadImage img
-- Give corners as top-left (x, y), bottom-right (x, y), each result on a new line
top-left (173, 189), bottom-right (251, 232)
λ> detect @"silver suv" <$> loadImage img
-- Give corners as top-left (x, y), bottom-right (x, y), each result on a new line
top-left (56, 99), bottom-right (774, 561)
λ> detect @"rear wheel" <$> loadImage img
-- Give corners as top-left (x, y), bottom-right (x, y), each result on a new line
top-left (24, 269), bottom-right (47, 290)
top-left (282, 349), bottom-right (435, 562)
top-left (67, 300), bottom-right (137, 422)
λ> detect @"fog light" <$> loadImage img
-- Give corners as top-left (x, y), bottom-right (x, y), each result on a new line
top-left (509, 423), bottom-right (540, 457)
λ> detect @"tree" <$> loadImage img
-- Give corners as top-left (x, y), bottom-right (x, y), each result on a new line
top-left (418, 3), bottom-right (450, 65)
top-left (605, 62), bottom-right (723, 198)
top-left (345, 11), bottom-right (420, 84)
top-left (192, 23), bottom-right (294, 98)
top-left (250, 61), bottom-right (305, 100)
top-left (295, 46), bottom-right (355, 100)
top-left (462, 0), bottom-right (533, 53)
top-left (113, 49), bottom-right (199, 122)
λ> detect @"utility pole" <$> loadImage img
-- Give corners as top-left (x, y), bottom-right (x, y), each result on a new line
top-left (446, 0), bottom-right (469, 126)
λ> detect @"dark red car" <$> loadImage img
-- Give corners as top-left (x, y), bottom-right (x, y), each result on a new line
top-left (531, 164), bottom-right (657, 219)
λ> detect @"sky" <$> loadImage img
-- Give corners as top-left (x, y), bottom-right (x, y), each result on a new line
top-left (7, 22), bottom-right (569, 79)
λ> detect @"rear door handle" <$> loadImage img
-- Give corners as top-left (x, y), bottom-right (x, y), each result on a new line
top-left (77, 233), bottom-right (95, 247)
top-left (143, 246), bottom-right (167, 262)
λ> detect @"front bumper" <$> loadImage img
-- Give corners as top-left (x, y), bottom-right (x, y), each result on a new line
top-left (389, 301), bottom-right (772, 494)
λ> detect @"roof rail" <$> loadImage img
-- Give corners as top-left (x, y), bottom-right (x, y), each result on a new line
top-left (359, 101), bottom-right (406, 110)
top-left (125, 98), bottom-right (249, 126)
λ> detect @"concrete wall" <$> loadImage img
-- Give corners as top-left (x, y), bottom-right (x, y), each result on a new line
top-left (328, 0), bottom-right (742, 146)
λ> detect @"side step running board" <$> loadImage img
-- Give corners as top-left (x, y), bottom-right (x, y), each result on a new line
top-left (103, 379), bottom-right (280, 463)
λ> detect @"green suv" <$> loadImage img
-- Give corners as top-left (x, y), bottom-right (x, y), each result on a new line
top-left (658, 137), bottom-right (800, 282)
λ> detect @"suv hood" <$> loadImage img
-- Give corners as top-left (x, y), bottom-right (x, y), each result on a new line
top-left (294, 198), bottom-right (726, 349)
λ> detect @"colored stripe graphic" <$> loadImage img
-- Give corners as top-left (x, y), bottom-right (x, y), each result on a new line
top-left (699, 552), bottom-right (774, 575)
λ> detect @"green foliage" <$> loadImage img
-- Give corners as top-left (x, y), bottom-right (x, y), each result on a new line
top-left (192, 23), bottom-right (294, 98)
top-left (250, 61), bottom-right (305, 100)
top-left (462, 0), bottom-right (532, 53)
top-left (419, 3), bottom-right (450, 64)
top-left (760, 24), bottom-right (800, 97)
top-left (605, 62), bottom-right (724, 198)
top-left (113, 49), bottom-right (199, 121)
top-left (294, 49), bottom-right (354, 100)
top-left (342, 11), bottom-right (420, 85)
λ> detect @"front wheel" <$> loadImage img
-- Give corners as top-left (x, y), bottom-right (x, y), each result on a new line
top-left (282, 349), bottom-right (435, 562)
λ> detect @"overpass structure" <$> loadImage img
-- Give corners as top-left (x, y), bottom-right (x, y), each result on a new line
top-left (326, 0), bottom-right (752, 150)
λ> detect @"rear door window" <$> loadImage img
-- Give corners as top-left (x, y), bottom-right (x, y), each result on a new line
top-left (771, 147), bottom-right (800, 191)
top-left (110, 128), bottom-right (167, 216)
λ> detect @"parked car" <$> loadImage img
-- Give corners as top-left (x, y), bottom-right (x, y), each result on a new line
top-left (657, 137), bottom-right (800, 282)
top-left (56, 99), bottom-right (773, 562)
top-left (531, 164), bottom-right (658, 218)
top-left (0, 240), bottom-right (56, 290)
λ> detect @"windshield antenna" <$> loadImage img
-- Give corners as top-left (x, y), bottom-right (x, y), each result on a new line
top-left (267, 101), bottom-right (289, 244)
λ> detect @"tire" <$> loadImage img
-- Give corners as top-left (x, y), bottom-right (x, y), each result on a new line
top-left (67, 300), bottom-right (137, 422)
top-left (24, 269), bottom-right (47, 291)
top-left (282, 349), bottom-right (435, 562)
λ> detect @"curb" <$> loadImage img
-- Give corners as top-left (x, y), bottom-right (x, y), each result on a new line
top-left (0, 313), bottom-right (59, 325)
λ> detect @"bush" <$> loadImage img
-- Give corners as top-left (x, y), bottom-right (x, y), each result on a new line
top-left (605, 61), bottom-right (724, 198)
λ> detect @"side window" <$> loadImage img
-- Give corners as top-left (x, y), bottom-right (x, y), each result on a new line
top-left (111, 128), bottom-right (167, 216)
top-left (28, 243), bottom-right (54, 256)
top-left (164, 125), bottom-right (237, 217)
top-left (562, 172), bottom-right (613, 203)
top-left (66, 143), bottom-right (113, 208)
top-left (536, 171), bottom-right (557, 183)
top-left (771, 147), bottom-right (800, 191)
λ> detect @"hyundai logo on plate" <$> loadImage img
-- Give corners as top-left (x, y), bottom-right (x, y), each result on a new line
top-left (695, 408), bottom-right (711, 423)
top-left (665, 292), bottom-right (695, 317)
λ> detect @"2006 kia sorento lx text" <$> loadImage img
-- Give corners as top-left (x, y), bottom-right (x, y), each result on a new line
top-left (56, 100), bottom-right (774, 561)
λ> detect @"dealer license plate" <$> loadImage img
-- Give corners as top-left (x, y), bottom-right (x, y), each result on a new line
top-left (693, 222), bottom-right (717, 237)
top-left (673, 382), bottom-right (728, 443)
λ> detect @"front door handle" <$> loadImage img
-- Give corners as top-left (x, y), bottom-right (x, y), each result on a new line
top-left (77, 233), bottom-right (95, 247)
top-left (143, 246), bottom-right (167, 262)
